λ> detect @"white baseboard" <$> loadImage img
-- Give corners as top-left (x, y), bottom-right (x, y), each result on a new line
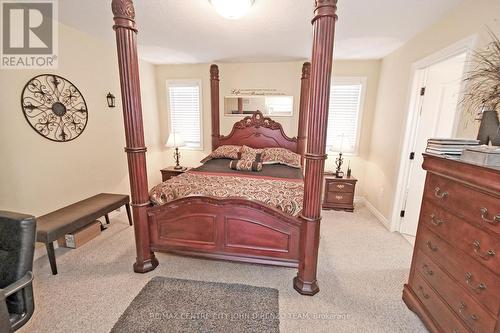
top-left (361, 198), bottom-right (391, 231)
top-left (401, 234), bottom-right (416, 246)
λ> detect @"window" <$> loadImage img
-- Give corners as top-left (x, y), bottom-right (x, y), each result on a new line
top-left (326, 77), bottom-right (366, 154)
top-left (265, 96), bottom-right (294, 116)
top-left (167, 80), bottom-right (202, 149)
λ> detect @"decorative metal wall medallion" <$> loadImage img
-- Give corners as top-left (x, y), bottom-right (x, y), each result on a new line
top-left (21, 74), bottom-right (88, 142)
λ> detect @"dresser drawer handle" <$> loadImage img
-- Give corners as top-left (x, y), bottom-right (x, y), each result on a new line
top-left (434, 187), bottom-right (448, 199)
top-left (458, 302), bottom-right (479, 322)
top-left (337, 184), bottom-right (345, 189)
top-left (422, 264), bottom-right (434, 276)
top-left (335, 195), bottom-right (343, 200)
top-left (472, 240), bottom-right (496, 260)
top-left (430, 214), bottom-right (444, 226)
top-left (465, 272), bottom-right (487, 294)
top-left (426, 241), bottom-right (438, 252)
top-left (480, 208), bottom-right (500, 225)
top-left (417, 286), bottom-right (430, 299)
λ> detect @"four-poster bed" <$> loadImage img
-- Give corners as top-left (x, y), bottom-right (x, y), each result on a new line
top-left (111, 0), bottom-right (338, 295)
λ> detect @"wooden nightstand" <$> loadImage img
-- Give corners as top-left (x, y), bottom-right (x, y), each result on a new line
top-left (160, 166), bottom-right (189, 182)
top-left (322, 176), bottom-right (357, 212)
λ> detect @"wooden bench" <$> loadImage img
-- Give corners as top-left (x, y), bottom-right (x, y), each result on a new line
top-left (36, 193), bottom-right (132, 275)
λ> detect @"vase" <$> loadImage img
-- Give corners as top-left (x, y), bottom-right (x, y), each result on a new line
top-left (477, 108), bottom-right (500, 146)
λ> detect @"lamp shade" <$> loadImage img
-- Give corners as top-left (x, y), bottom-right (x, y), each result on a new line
top-left (165, 132), bottom-right (186, 148)
top-left (329, 134), bottom-right (345, 153)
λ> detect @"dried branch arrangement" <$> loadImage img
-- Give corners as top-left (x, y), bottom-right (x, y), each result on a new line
top-left (463, 29), bottom-right (500, 115)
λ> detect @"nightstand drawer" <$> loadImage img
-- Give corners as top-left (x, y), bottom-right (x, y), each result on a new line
top-left (326, 181), bottom-right (354, 193)
top-left (323, 176), bottom-right (357, 212)
top-left (325, 192), bottom-right (353, 204)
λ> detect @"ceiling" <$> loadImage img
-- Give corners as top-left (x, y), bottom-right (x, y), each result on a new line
top-left (58, 0), bottom-right (464, 64)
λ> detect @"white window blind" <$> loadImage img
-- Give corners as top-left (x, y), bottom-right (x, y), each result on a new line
top-left (167, 80), bottom-right (202, 149)
top-left (326, 79), bottom-right (365, 154)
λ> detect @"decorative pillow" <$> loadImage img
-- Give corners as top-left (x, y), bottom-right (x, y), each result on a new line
top-left (262, 147), bottom-right (302, 168)
top-left (201, 145), bottom-right (241, 163)
top-left (229, 159), bottom-right (263, 172)
top-left (239, 145), bottom-right (264, 162)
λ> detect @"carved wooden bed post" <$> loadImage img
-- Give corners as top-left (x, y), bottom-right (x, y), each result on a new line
top-left (294, 0), bottom-right (338, 295)
top-left (210, 64), bottom-right (221, 150)
top-left (297, 62), bottom-right (311, 161)
top-left (111, 0), bottom-right (158, 273)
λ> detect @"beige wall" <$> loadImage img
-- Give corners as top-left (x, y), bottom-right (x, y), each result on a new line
top-left (329, 60), bottom-right (381, 197)
top-left (0, 23), bottom-right (161, 216)
top-left (155, 60), bottom-right (381, 196)
top-left (364, 0), bottom-right (500, 222)
top-left (140, 60), bottom-right (164, 188)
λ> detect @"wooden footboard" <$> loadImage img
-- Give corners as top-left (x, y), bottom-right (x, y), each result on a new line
top-left (147, 196), bottom-right (302, 267)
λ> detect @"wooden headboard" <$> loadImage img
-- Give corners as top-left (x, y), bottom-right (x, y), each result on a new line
top-left (210, 63), bottom-right (310, 155)
top-left (215, 111), bottom-right (298, 152)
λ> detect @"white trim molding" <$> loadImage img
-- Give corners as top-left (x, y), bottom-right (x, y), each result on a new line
top-left (354, 197), bottom-right (391, 231)
top-left (389, 34), bottom-right (478, 233)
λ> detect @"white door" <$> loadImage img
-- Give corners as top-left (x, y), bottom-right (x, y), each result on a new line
top-left (400, 52), bottom-right (467, 237)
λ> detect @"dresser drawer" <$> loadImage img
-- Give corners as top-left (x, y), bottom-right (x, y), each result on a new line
top-left (411, 272), bottom-right (472, 333)
top-left (425, 173), bottom-right (500, 236)
top-left (421, 200), bottom-right (500, 273)
top-left (419, 226), bottom-right (500, 315)
top-left (326, 180), bottom-right (354, 193)
top-left (415, 244), bottom-right (500, 320)
top-left (325, 192), bottom-right (353, 204)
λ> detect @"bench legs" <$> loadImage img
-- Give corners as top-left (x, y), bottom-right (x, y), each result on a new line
top-left (125, 203), bottom-right (133, 226)
top-left (45, 242), bottom-right (57, 275)
top-left (104, 203), bottom-right (132, 226)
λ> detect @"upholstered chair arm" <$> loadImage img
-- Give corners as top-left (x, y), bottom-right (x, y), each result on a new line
top-left (2, 272), bottom-right (34, 331)
top-left (3, 272), bottom-right (33, 297)
top-left (0, 289), bottom-right (12, 333)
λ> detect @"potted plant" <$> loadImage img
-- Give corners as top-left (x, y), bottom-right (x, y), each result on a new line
top-left (463, 29), bottom-right (500, 145)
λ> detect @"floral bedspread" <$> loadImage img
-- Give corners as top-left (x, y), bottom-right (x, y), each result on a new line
top-left (149, 171), bottom-right (303, 216)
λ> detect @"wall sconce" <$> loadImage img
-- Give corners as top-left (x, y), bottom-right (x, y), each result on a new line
top-left (106, 92), bottom-right (116, 108)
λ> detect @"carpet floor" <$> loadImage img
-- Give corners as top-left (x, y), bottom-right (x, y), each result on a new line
top-left (20, 204), bottom-right (426, 333)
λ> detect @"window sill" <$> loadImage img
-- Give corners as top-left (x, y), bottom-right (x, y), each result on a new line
top-left (327, 152), bottom-right (360, 158)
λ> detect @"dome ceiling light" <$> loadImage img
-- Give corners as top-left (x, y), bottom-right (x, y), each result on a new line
top-left (210, 0), bottom-right (255, 20)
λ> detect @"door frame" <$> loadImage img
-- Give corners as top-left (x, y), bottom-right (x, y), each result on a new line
top-left (389, 34), bottom-right (477, 233)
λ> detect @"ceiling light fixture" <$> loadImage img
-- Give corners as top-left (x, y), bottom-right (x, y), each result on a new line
top-left (210, 0), bottom-right (255, 20)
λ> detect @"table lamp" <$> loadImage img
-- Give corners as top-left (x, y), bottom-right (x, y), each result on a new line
top-left (166, 132), bottom-right (186, 170)
top-left (330, 134), bottom-right (345, 178)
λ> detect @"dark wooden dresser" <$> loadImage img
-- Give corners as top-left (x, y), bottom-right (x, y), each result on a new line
top-left (322, 176), bottom-right (357, 212)
top-left (403, 154), bottom-right (500, 333)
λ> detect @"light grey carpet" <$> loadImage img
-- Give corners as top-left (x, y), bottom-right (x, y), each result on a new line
top-left (20, 204), bottom-right (426, 333)
top-left (111, 277), bottom-right (279, 333)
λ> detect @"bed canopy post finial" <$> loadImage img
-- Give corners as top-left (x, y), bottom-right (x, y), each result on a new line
top-left (294, 0), bottom-right (338, 296)
top-left (111, 0), bottom-right (158, 273)
top-left (297, 62), bottom-right (311, 163)
top-left (210, 64), bottom-right (221, 150)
